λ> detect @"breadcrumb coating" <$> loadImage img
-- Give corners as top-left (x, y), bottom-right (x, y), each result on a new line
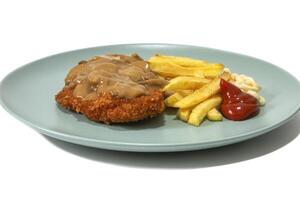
top-left (55, 87), bottom-right (165, 124)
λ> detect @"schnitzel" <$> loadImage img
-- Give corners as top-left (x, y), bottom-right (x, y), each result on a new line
top-left (55, 54), bottom-right (166, 124)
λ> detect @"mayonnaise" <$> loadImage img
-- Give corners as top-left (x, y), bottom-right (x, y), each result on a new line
top-left (224, 68), bottom-right (265, 106)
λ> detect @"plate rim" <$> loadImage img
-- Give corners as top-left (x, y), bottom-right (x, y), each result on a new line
top-left (1, 43), bottom-right (300, 151)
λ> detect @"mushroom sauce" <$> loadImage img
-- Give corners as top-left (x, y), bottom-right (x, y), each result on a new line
top-left (64, 54), bottom-right (167, 100)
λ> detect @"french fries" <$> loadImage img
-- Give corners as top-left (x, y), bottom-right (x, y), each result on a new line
top-left (163, 76), bottom-right (210, 91)
top-left (164, 90), bottom-right (194, 107)
top-left (188, 96), bottom-right (222, 126)
top-left (148, 54), bottom-right (232, 127)
top-left (173, 72), bottom-right (231, 109)
top-left (177, 108), bottom-right (193, 122)
top-left (149, 55), bottom-right (224, 78)
top-left (200, 66), bottom-right (224, 78)
top-left (207, 108), bottom-right (223, 121)
top-left (174, 77), bottom-right (221, 109)
top-left (164, 93), bottom-right (184, 107)
top-left (177, 90), bottom-right (194, 96)
top-left (149, 61), bottom-right (204, 78)
top-left (150, 54), bottom-right (223, 69)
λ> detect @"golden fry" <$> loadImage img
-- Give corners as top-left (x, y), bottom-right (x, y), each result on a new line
top-left (163, 76), bottom-right (210, 91)
top-left (149, 61), bottom-right (223, 78)
top-left (149, 61), bottom-right (204, 78)
top-left (188, 96), bottom-right (222, 126)
top-left (200, 66), bottom-right (224, 78)
top-left (164, 90), bottom-right (194, 107)
top-left (177, 90), bottom-right (194, 96)
top-left (164, 93), bottom-right (184, 107)
top-left (174, 77), bottom-right (221, 109)
top-left (149, 55), bottom-right (224, 78)
top-left (174, 71), bottom-right (231, 109)
top-left (151, 54), bottom-right (223, 68)
top-left (177, 108), bottom-right (193, 122)
top-left (207, 108), bottom-right (223, 121)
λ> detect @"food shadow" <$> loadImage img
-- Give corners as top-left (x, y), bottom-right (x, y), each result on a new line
top-left (43, 113), bottom-right (300, 169)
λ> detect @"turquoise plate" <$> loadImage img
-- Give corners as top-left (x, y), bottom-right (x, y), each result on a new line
top-left (1, 44), bottom-right (300, 152)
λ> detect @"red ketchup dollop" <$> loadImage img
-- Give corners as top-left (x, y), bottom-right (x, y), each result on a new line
top-left (220, 79), bottom-right (259, 121)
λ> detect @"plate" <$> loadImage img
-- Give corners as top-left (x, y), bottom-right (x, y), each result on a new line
top-left (1, 44), bottom-right (300, 152)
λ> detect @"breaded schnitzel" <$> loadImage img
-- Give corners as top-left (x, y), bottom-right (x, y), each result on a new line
top-left (55, 54), bottom-right (167, 124)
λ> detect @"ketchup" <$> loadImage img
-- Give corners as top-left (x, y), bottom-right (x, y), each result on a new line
top-left (220, 79), bottom-right (259, 121)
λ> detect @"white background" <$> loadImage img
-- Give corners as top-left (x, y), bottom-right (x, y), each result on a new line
top-left (0, 0), bottom-right (299, 199)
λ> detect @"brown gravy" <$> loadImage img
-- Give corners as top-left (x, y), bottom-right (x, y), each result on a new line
top-left (64, 54), bottom-right (167, 100)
